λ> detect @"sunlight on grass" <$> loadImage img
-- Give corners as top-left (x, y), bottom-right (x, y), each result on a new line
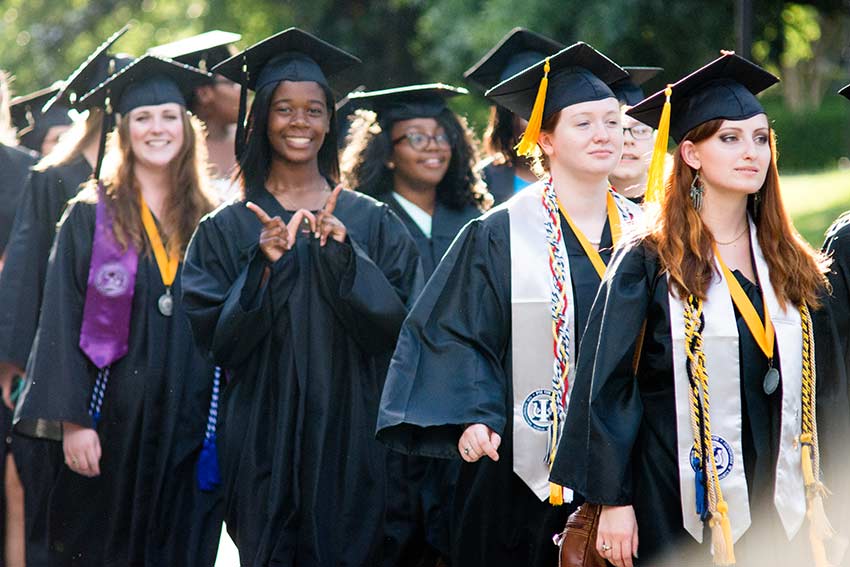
top-left (782, 168), bottom-right (850, 245)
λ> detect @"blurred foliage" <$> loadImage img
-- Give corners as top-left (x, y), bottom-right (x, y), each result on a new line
top-left (0, 0), bottom-right (847, 171)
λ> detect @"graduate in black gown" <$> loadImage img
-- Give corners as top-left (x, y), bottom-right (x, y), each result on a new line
top-left (13, 55), bottom-right (224, 567)
top-left (181, 29), bottom-right (422, 567)
top-left (0, 29), bottom-right (134, 565)
top-left (376, 43), bottom-right (642, 567)
top-left (9, 85), bottom-right (72, 156)
top-left (464, 28), bottom-right (562, 205)
top-left (340, 83), bottom-right (488, 566)
top-left (552, 53), bottom-right (850, 567)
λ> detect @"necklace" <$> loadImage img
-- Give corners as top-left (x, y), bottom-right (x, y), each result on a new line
top-left (271, 180), bottom-right (331, 211)
top-left (715, 225), bottom-right (748, 246)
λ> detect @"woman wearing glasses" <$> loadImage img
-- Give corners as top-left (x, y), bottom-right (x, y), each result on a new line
top-left (342, 84), bottom-right (489, 278)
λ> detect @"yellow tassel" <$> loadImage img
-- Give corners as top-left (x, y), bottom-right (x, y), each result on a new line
top-left (801, 433), bottom-right (815, 486)
top-left (710, 500), bottom-right (736, 565)
top-left (808, 489), bottom-right (835, 541)
top-left (643, 85), bottom-right (673, 205)
top-left (549, 482), bottom-right (564, 505)
top-left (515, 58), bottom-right (551, 158)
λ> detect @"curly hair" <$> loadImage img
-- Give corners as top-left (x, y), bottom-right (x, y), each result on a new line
top-left (483, 104), bottom-right (521, 167)
top-left (340, 108), bottom-right (490, 211)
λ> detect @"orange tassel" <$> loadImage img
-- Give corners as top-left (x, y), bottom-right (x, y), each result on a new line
top-left (549, 482), bottom-right (564, 505)
top-left (643, 85), bottom-right (673, 205)
top-left (515, 58), bottom-right (550, 158)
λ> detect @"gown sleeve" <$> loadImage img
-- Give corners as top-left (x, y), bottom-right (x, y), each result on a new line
top-left (549, 240), bottom-right (656, 505)
top-left (311, 205), bottom-right (423, 354)
top-left (376, 213), bottom-right (511, 459)
top-left (13, 201), bottom-right (97, 439)
top-left (181, 210), bottom-right (300, 368)
top-left (822, 220), bottom-right (850, 394)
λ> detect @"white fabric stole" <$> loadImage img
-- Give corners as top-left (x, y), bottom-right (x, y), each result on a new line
top-left (507, 181), bottom-right (642, 502)
top-left (669, 217), bottom-right (806, 544)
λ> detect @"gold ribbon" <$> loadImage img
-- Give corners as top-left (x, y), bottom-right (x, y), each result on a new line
top-left (557, 191), bottom-right (622, 279)
top-left (714, 246), bottom-right (775, 360)
top-left (139, 196), bottom-right (180, 287)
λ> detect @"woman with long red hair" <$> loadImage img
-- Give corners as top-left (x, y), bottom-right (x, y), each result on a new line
top-left (552, 53), bottom-right (850, 567)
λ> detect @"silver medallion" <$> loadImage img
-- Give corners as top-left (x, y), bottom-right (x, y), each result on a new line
top-left (158, 289), bottom-right (174, 317)
top-left (763, 367), bottom-right (780, 395)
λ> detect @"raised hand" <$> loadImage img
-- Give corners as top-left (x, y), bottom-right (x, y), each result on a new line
top-left (458, 423), bottom-right (502, 463)
top-left (315, 185), bottom-right (347, 246)
top-left (247, 202), bottom-right (317, 262)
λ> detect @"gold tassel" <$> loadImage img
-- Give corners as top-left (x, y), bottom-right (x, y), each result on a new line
top-left (643, 85), bottom-right (673, 205)
top-left (710, 500), bottom-right (736, 565)
top-left (515, 58), bottom-right (551, 158)
top-left (801, 433), bottom-right (815, 486)
top-left (549, 482), bottom-right (564, 505)
top-left (808, 486), bottom-right (837, 567)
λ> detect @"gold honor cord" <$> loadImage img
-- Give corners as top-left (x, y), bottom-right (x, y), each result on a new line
top-left (713, 247), bottom-right (775, 361)
top-left (140, 196), bottom-right (180, 316)
top-left (557, 192), bottom-right (622, 279)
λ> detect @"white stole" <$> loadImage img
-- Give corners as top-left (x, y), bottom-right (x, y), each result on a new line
top-left (508, 181), bottom-right (642, 501)
top-left (669, 218), bottom-right (806, 543)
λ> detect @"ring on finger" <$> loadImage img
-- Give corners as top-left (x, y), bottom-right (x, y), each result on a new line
top-left (463, 445), bottom-right (473, 456)
top-left (71, 457), bottom-right (78, 466)
top-left (600, 543), bottom-right (612, 552)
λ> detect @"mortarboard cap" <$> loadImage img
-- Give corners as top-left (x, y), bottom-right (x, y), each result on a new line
top-left (464, 28), bottom-right (563, 92)
top-left (626, 51), bottom-right (779, 204)
top-left (213, 27), bottom-right (360, 159)
top-left (839, 84), bottom-right (849, 100)
top-left (148, 30), bottom-right (241, 74)
top-left (43, 24), bottom-right (134, 113)
top-left (346, 83), bottom-right (467, 122)
top-left (485, 41), bottom-right (627, 157)
top-left (10, 85), bottom-right (72, 152)
top-left (612, 66), bottom-right (663, 107)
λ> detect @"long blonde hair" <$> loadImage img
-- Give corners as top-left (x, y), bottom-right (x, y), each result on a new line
top-left (76, 110), bottom-right (215, 254)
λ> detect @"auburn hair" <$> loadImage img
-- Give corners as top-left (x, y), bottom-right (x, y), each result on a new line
top-left (646, 118), bottom-right (828, 307)
top-left (76, 109), bottom-right (215, 255)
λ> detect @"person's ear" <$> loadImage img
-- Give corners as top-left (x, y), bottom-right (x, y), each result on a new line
top-left (679, 140), bottom-right (701, 171)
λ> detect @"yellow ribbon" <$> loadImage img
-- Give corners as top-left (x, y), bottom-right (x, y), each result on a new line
top-left (139, 196), bottom-right (180, 287)
top-left (714, 246), bottom-right (775, 360)
top-left (557, 191), bottom-right (622, 279)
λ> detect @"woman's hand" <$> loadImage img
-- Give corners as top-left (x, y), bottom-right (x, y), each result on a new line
top-left (246, 202), bottom-right (316, 263)
top-left (597, 505), bottom-right (639, 567)
top-left (458, 423), bottom-right (501, 463)
top-left (62, 422), bottom-right (102, 477)
top-left (315, 185), bottom-right (347, 246)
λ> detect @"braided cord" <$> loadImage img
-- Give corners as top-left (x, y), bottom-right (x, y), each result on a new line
top-left (88, 366), bottom-right (111, 426)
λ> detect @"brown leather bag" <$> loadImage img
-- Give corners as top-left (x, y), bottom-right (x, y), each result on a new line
top-left (557, 503), bottom-right (609, 567)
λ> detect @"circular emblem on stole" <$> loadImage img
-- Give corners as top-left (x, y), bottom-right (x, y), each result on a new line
top-left (94, 262), bottom-right (131, 297)
top-left (690, 435), bottom-right (734, 480)
top-left (522, 389), bottom-right (563, 432)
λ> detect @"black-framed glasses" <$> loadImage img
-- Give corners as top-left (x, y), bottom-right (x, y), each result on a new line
top-left (623, 125), bottom-right (654, 140)
top-left (392, 131), bottom-right (451, 151)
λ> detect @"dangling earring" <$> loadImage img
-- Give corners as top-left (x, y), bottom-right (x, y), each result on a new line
top-left (689, 171), bottom-right (704, 211)
top-left (752, 191), bottom-right (762, 218)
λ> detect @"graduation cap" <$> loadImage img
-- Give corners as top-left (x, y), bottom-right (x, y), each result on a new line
top-left (840, 84), bottom-right (849, 100)
top-left (612, 66), bottom-right (663, 107)
top-left (212, 27), bottom-right (361, 159)
top-left (626, 51), bottom-right (779, 203)
top-left (77, 54), bottom-right (213, 177)
top-left (148, 30), bottom-right (241, 74)
top-left (43, 24), bottom-right (134, 113)
top-left (464, 27), bottom-right (564, 92)
top-left (485, 41), bottom-right (627, 157)
top-left (346, 83), bottom-right (467, 122)
top-left (10, 85), bottom-right (72, 152)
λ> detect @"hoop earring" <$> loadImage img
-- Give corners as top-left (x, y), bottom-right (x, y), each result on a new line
top-left (689, 171), bottom-right (704, 211)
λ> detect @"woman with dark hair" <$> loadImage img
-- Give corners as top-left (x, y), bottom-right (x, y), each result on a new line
top-left (553, 54), bottom-right (850, 567)
top-left (13, 56), bottom-right (223, 566)
top-left (377, 43), bottom-right (642, 567)
top-left (0, 30), bottom-right (133, 564)
top-left (180, 29), bottom-right (421, 566)
top-left (341, 84), bottom-right (488, 277)
top-left (464, 28), bottom-right (562, 205)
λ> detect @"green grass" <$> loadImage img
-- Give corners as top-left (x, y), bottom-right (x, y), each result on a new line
top-left (782, 168), bottom-right (850, 246)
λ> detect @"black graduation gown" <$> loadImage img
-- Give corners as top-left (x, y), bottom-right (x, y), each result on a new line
top-left (0, 157), bottom-right (91, 567)
top-left (377, 207), bottom-right (614, 567)
top-left (13, 201), bottom-right (223, 567)
top-left (180, 188), bottom-right (422, 567)
top-left (379, 192), bottom-right (479, 278)
top-left (551, 240), bottom-right (850, 566)
top-left (0, 143), bottom-right (38, 257)
top-left (481, 162), bottom-right (515, 206)
top-left (823, 215), bottom-right (850, 408)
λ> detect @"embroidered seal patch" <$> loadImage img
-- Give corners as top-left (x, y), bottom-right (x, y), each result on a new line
top-left (94, 262), bottom-right (131, 297)
top-left (522, 389), bottom-right (564, 432)
top-left (690, 435), bottom-right (734, 480)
